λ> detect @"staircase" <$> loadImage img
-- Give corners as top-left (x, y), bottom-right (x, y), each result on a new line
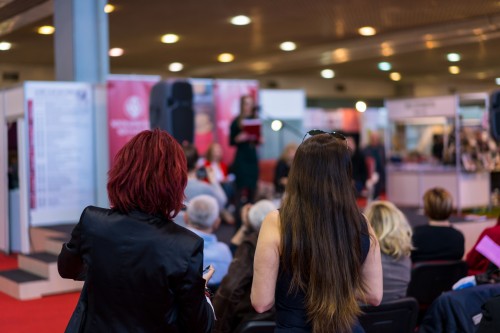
top-left (0, 225), bottom-right (83, 300)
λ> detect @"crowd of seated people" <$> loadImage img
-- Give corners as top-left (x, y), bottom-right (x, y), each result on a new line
top-left (58, 126), bottom-right (499, 332)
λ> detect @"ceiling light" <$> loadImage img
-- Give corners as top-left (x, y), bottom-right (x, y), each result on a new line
top-left (358, 26), bottom-right (376, 36)
top-left (355, 101), bottom-right (367, 112)
top-left (271, 120), bottom-right (283, 132)
top-left (476, 72), bottom-right (487, 79)
top-left (495, 78), bottom-right (500, 85)
top-left (168, 62), bottom-right (184, 72)
top-left (390, 72), bottom-right (402, 81)
top-left (104, 4), bottom-right (115, 13)
top-left (38, 25), bottom-right (55, 35)
top-left (447, 53), bottom-right (461, 62)
top-left (280, 41), bottom-right (296, 51)
top-left (230, 15), bottom-right (251, 26)
top-left (218, 53), bottom-right (234, 63)
top-left (161, 34), bottom-right (179, 44)
top-left (321, 69), bottom-right (335, 79)
top-left (449, 66), bottom-right (460, 74)
top-left (378, 62), bottom-right (392, 71)
top-left (0, 42), bottom-right (12, 51)
top-left (331, 48), bottom-right (350, 63)
top-left (425, 40), bottom-right (438, 49)
top-left (108, 48), bottom-right (124, 57)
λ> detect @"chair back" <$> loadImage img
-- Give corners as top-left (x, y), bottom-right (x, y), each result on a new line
top-left (407, 260), bottom-right (468, 306)
top-left (235, 320), bottom-right (276, 333)
top-left (359, 297), bottom-right (418, 333)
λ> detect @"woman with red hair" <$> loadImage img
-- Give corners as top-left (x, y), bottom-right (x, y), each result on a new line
top-left (58, 129), bottom-right (215, 333)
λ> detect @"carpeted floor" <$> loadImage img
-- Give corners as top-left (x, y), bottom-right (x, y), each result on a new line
top-left (0, 290), bottom-right (79, 333)
top-left (0, 252), bottom-right (79, 332)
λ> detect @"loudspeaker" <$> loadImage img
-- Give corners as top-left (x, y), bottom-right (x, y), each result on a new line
top-left (490, 90), bottom-right (500, 141)
top-left (149, 80), bottom-right (195, 143)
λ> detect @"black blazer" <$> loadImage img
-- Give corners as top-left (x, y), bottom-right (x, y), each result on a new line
top-left (58, 206), bottom-right (214, 333)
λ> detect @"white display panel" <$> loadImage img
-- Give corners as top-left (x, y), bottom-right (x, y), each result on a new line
top-left (386, 95), bottom-right (457, 120)
top-left (25, 82), bottom-right (95, 226)
top-left (259, 89), bottom-right (305, 120)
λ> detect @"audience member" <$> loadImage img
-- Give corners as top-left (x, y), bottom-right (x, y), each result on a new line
top-left (230, 95), bottom-right (260, 207)
top-left (212, 199), bottom-right (277, 333)
top-left (365, 200), bottom-right (413, 302)
top-left (273, 143), bottom-right (297, 195)
top-left (251, 131), bottom-right (382, 333)
top-left (347, 136), bottom-right (368, 197)
top-left (174, 143), bottom-right (227, 227)
top-left (57, 129), bottom-right (215, 332)
top-left (466, 217), bottom-right (500, 275)
top-left (411, 187), bottom-right (465, 263)
top-left (363, 131), bottom-right (386, 198)
top-left (185, 195), bottom-right (232, 286)
top-left (204, 142), bottom-right (236, 224)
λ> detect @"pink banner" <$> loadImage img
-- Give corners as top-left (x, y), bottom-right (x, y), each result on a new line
top-left (213, 79), bottom-right (259, 165)
top-left (107, 75), bottom-right (160, 166)
top-left (191, 78), bottom-right (216, 157)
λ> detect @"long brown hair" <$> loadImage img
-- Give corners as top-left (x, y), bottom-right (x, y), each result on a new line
top-left (280, 133), bottom-right (367, 333)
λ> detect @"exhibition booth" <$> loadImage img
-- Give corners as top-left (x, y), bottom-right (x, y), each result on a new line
top-left (385, 93), bottom-right (494, 211)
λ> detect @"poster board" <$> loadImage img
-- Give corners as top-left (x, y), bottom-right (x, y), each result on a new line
top-left (25, 82), bottom-right (96, 226)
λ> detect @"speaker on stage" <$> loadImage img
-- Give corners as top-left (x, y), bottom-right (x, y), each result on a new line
top-left (490, 90), bottom-right (500, 141)
top-left (149, 80), bottom-right (194, 144)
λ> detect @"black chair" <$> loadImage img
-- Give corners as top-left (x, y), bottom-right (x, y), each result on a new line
top-left (234, 320), bottom-right (276, 333)
top-left (407, 260), bottom-right (468, 308)
top-left (359, 297), bottom-right (419, 333)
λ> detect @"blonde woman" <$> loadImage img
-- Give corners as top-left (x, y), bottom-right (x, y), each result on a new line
top-left (365, 200), bottom-right (413, 302)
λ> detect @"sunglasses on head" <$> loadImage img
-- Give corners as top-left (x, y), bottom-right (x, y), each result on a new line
top-left (302, 129), bottom-right (347, 143)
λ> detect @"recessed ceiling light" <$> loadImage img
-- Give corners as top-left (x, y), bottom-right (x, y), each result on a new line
top-left (355, 101), bottom-right (367, 112)
top-left (425, 40), bottom-right (438, 49)
top-left (390, 72), bottom-right (402, 81)
top-left (449, 66), bottom-right (460, 74)
top-left (218, 53), bottom-right (234, 63)
top-left (496, 78), bottom-right (500, 85)
top-left (168, 62), bottom-right (184, 72)
top-left (378, 62), bottom-right (392, 71)
top-left (358, 26), bottom-right (376, 36)
top-left (108, 48), bottom-right (124, 57)
top-left (104, 4), bottom-right (115, 13)
top-left (280, 41), bottom-right (296, 51)
top-left (161, 34), bottom-right (179, 44)
top-left (230, 15), bottom-right (251, 26)
top-left (0, 41), bottom-right (12, 51)
top-left (38, 25), bottom-right (55, 35)
top-left (321, 69), bottom-right (335, 79)
top-left (447, 53), bottom-right (461, 62)
top-left (476, 72), bottom-right (487, 79)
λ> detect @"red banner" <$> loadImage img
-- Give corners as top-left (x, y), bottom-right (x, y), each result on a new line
top-left (107, 75), bottom-right (160, 166)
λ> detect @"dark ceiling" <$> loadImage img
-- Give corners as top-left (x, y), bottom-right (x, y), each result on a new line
top-left (1, 0), bottom-right (500, 85)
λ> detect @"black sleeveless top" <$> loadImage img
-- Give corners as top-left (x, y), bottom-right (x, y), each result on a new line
top-left (274, 219), bottom-right (371, 333)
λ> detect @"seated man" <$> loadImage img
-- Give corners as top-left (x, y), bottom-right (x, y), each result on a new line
top-left (185, 195), bottom-right (232, 286)
top-left (411, 187), bottom-right (465, 263)
top-left (212, 200), bottom-right (277, 333)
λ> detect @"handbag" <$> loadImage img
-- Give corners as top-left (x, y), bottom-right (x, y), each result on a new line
top-left (65, 282), bottom-right (88, 333)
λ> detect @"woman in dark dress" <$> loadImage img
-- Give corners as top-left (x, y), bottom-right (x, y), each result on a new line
top-left (230, 95), bottom-right (260, 206)
top-left (58, 129), bottom-right (215, 333)
top-left (274, 143), bottom-right (297, 196)
top-left (251, 131), bottom-right (383, 333)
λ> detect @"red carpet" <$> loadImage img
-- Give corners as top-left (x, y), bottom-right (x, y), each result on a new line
top-left (0, 252), bottom-right (18, 270)
top-left (0, 291), bottom-right (79, 333)
top-left (0, 252), bottom-right (80, 332)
